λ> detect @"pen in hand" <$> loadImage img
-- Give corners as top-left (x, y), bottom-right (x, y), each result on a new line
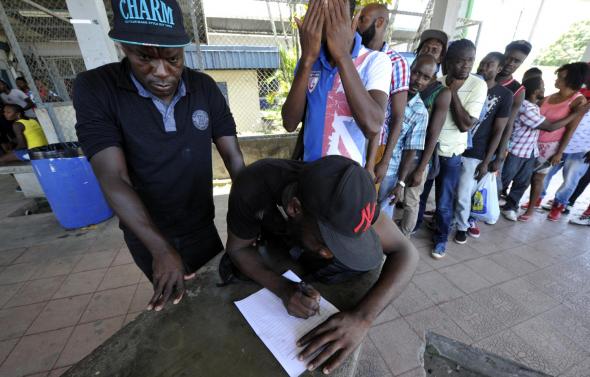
top-left (299, 281), bottom-right (321, 316)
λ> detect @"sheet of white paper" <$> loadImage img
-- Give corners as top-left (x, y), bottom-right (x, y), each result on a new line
top-left (234, 270), bottom-right (339, 377)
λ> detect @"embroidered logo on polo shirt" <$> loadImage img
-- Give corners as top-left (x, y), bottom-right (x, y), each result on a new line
top-left (192, 110), bottom-right (209, 131)
top-left (308, 71), bottom-right (321, 93)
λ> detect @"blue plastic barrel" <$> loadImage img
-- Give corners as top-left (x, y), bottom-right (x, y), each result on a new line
top-left (29, 143), bottom-right (113, 229)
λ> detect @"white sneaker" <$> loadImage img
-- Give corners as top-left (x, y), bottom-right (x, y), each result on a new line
top-left (502, 209), bottom-right (518, 221)
top-left (569, 214), bottom-right (590, 226)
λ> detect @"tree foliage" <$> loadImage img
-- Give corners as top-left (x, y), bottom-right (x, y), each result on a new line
top-left (534, 20), bottom-right (590, 66)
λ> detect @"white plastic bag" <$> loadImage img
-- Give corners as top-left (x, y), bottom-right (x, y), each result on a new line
top-left (470, 173), bottom-right (500, 223)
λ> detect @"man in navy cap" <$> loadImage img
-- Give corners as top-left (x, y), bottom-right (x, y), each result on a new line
top-left (73, 0), bottom-right (244, 312)
top-left (225, 155), bottom-right (418, 374)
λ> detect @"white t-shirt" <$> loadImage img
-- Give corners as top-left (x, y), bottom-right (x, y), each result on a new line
top-left (1, 89), bottom-right (35, 118)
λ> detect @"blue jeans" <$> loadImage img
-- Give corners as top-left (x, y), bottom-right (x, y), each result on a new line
top-left (569, 164), bottom-right (590, 205)
top-left (541, 162), bottom-right (563, 198)
top-left (377, 173), bottom-right (398, 219)
top-left (501, 152), bottom-right (536, 211)
top-left (553, 152), bottom-right (590, 205)
top-left (433, 155), bottom-right (462, 244)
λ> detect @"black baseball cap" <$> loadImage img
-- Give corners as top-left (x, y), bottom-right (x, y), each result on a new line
top-left (108, 0), bottom-right (190, 47)
top-left (297, 156), bottom-right (383, 272)
top-left (420, 29), bottom-right (449, 48)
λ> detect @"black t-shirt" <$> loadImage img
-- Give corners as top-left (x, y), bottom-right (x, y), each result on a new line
top-left (227, 159), bottom-right (305, 240)
top-left (73, 59), bottom-right (237, 236)
top-left (464, 84), bottom-right (513, 160)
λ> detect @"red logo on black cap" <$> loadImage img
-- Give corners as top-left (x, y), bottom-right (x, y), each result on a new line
top-left (354, 202), bottom-right (376, 234)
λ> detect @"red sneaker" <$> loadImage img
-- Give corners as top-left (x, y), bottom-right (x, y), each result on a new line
top-left (582, 205), bottom-right (590, 217)
top-left (467, 219), bottom-right (481, 238)
top-left (547, 203), bottom-right (565, 221)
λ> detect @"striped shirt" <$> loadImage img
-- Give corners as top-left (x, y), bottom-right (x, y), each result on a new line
top-left (508, 99), bottom-right (546, 158)
top-left (379, 44), bottom-right (410, 145)
top-left (386, 93), bottom-right (429, 177)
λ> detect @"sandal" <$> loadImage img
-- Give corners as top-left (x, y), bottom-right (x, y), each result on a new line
top-left (517, 214), bottom-right (532, 222)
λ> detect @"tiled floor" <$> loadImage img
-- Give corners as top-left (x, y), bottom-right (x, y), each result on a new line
top-left (0, 173), bottom-right (589, 377)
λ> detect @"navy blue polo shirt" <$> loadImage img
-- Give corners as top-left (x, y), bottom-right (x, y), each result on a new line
top-left (73, 59), bottom-right (237, 236)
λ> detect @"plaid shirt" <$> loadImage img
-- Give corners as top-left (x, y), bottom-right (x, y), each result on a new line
top-left (380, 44), bottom-right (410, 145)
top-left (508, 99), bottom-right (546, 158)
top-left (386, 94), bottom-right (429, 177)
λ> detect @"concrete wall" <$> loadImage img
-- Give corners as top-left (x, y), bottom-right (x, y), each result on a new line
top-left (212, 134), bottom-right (297, 179)
top-left (206, 69), bottom-right (261, 135)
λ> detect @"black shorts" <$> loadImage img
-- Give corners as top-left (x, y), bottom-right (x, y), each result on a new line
top-left (123, 223), bottom-right (224, 282)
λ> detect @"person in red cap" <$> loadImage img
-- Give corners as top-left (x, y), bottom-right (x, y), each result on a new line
top-left (73, 0), bottom-right (245, 312)
top-left (225, 155), bottom-right (418, 375)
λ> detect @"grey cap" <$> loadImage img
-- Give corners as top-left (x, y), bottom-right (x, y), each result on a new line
top-left (420, 29), bottom-right (449, 47)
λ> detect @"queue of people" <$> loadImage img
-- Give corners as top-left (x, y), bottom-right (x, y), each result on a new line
top-left (1, 0), bottom-right (589, 374)
top-left (283, 2), bottom-right (590, 260)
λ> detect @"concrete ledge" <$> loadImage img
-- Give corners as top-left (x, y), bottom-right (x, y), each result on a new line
top-left (213, 133), bottom-right (297, 179)
top-left (425, 332), bottom-right (551, 377)
top-left (0, 162), bottom-right (33, 175)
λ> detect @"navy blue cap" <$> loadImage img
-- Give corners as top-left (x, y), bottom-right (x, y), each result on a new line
top-left (109, 0), bottom-right (190, 47)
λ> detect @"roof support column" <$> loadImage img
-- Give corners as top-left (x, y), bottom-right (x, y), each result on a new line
top-left (429, 0), bottom-right (461, 39)
top-left (583, 42), bottom-right (590, 62)
top-left (65, 0), bottom-right (118, 70)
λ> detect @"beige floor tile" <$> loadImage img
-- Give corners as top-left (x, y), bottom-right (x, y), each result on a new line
top-left (111, 247), bottom-right (134, 266)
top-left (36, 256), bottom-right (83, 280)
top-left (97, 264), bottom-right (142, 291)
top-left (27, 294), bottom-right (92, 335)
top-left (464, 256), bottom-right (516, 284)
top-left (0, 327), bottom-right (72, 377)
top-left (392, 282), bottom-right (435, 316)
top-left (0, 338), bottom-right (18, 364)
top-left (438, 263), bottom-right (493, 294)
top-left (0, 303), bottom-right (46, 341)
top-left (72, 251), bottom-right (117, 273)
top-left (5, 276), bottom-right (67, 308)
top-left (80, 286), bottom-right (135, 323)
top-left (511, 316), bottom-right (588, 375)
top-left (439, 295), bottom-right (505, 341)
top-left (369, 318), bottom-right (423, 376)
top-left (0, 283), bottom-right (23, 308)
top-left (52, 269), bottom-right (107, 299)
top-left (497, 278), bottom-right (559, 315)
top-left (0, 263), bottom-right (41, 285)
top-left (0, 248), bottom-right (26, 267)
top-left (55, 316), bottom-right (124, 368)
top-left (47, 366), bottom-right (70, 377)
top-left (412, 271), bottom-right (464, 305)
top-left (128, 282), bottom-right (152, 313)
top-left (404, 306), bottom-right (472, 345)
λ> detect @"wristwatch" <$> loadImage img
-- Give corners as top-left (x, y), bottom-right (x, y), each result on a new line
top-left (398, 180), bottom-right (406, 188)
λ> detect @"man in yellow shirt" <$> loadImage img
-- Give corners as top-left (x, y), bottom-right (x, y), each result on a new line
top-left (425, 39), bottom-right (487, 259)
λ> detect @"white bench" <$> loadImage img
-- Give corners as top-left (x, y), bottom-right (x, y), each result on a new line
top-left (0, 162), bottom-right (44, 198)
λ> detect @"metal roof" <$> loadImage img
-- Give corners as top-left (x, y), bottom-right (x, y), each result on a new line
top-left (184, 45), bottom-right (280, 70)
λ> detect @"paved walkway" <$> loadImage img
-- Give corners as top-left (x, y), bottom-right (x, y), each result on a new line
top-left (0, 174), bottom-right (589, 377)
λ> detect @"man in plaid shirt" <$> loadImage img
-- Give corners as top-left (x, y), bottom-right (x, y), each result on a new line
top-left (377, 55), bottom-right (436, 220)
top-left (357, 3), bottom-right (410, 184)
top-left (501, 77), bottom-right (583, 221)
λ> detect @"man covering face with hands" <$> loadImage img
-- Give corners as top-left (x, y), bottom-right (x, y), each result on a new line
top-left (282, 0), bottom-right (392, 172)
